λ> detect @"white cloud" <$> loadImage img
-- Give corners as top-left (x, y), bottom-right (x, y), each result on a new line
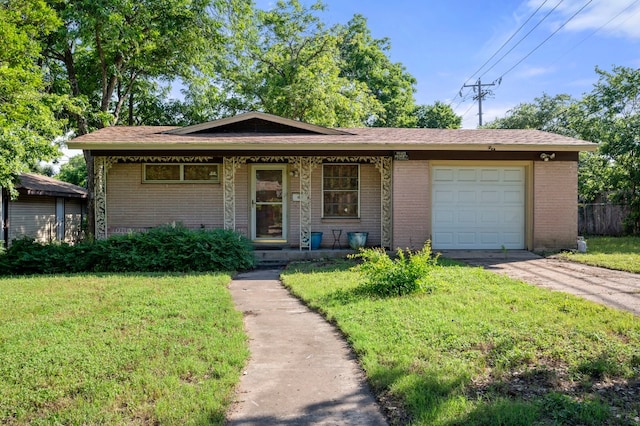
top-left (532, 0), bottom-right (640, 39)
top-left (514, 65), bottom-right (555, 78)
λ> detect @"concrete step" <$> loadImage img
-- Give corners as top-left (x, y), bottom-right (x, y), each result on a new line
top-left (254, 248), bottom-right (354, 266)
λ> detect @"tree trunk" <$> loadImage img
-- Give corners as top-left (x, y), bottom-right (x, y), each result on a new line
top-left (64, 46), bottom-right (95, 237)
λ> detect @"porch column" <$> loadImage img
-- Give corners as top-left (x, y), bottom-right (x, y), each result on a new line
top-left (297, 157), bottom-right (322, 250)
top-left (94, 156), bottom-right (114, 240)
top-left (373, 157), bottom-right (393, 249)
top-left (223, 157), bottom-right (246, 231)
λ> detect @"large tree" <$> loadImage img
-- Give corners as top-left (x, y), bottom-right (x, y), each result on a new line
top-left (181, 1), bottom-right (418, 128)
top-left (414, 101), bottom-right (461, 129)
top-left (42, 0), bottom-right (240, 234)
top-left (336, 14), bottom-right (417, 127)
top-left (0, 0), bottom-right (64, 196)
top-left (212, 0), bottom-right (382, 127)
top-left (576, 66), bottom-right (640, 233)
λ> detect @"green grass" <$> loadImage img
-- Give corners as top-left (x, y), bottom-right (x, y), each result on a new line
top-left (558, 236), bottom-right (640, 273)
top-left (0, 273), bottom-right (248, 425)
top-left (282, 260), bottom-right (640, 425)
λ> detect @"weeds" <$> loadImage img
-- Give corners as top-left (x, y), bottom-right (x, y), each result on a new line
top-left (349, 242), bottom-right (439, 297)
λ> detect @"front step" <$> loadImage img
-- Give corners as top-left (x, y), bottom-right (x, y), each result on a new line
top-left (254, 248), bottom-right (354, 267)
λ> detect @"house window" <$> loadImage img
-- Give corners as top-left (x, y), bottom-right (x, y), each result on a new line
top-left (143, 164), bottom-right (219, 183)
top-left (323, 164), bottom-right (359, 217)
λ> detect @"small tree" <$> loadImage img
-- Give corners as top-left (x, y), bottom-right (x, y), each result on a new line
top-left (414, 102), bottom-right (462, 129)
top-left (57, 154), bottom-right (88, 187)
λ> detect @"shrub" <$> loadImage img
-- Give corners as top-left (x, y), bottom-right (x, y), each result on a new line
top-left (351, 242), bottom-right (439, 297)
top-left (0, 224), bottom-right (256, 275)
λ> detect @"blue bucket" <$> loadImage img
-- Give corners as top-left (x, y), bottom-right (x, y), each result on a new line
top-left (310, 232), bottom-right (323, 250)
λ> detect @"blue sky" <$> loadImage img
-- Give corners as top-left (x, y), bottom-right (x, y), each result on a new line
top-left (312, 0), bottom-right (640, 128)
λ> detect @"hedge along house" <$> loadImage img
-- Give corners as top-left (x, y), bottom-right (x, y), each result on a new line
top-left (1, 173), bottom-right (88, 247)
top-left (67, 112), bottom-right (596, 252)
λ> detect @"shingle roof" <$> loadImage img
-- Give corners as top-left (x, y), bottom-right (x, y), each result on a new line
top-left (16, 173), bottom-right (88, 199)
top-left (67, 113), bottom-right (597, 152)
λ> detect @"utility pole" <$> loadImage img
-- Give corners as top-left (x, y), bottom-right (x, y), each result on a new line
top-left (463, 78), bottom-right (495, 127)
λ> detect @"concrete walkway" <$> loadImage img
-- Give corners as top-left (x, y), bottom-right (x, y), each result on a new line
top-left (440, 250), bottom-right (640, 315)
top-left (225, 268), bottom-right (387, 425)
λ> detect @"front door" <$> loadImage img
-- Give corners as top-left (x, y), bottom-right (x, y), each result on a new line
top-left (251, 165), bottom-right (287, 242)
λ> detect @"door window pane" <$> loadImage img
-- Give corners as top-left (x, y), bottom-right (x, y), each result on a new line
top-left (255, 204), bottom-right (283, 238)
top-left (256, 169), bottom-right (283, 202)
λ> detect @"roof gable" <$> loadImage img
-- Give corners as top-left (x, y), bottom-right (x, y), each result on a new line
top-left (163, 111), bottom-right (351, 136)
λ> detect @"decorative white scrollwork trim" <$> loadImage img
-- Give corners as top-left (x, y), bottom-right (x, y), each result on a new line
top-left (371, 157), bottom-right (393, 248)
top-left (109, 156), bottom-right (215, 163)
top-left (223, 157), bottom-right (247, 230)
top-left (298, 157), bottom-right (323, 250)
top-left (94, 157), bottom-right (116, 240)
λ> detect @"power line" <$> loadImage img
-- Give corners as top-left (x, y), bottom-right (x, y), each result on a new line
top-left (555, 0), bottom-right (640, 59)
top-left (449, 0), bottom-right (560, 107)
top-left (478, 0), bottom-right (565, 80)
top-left (464, 0), bottom-right (551, 84)
top-left (497, 0), bottom-right (594, 81)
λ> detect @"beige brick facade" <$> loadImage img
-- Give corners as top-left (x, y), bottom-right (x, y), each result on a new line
top-left (107, 163), bottom-right (224, 233)
top-left (104, 158), bottom-right (580, 251)
top-left (392, 160), bottom-right (430, 250)
top-left (533, 161), bottom-right (578, 250)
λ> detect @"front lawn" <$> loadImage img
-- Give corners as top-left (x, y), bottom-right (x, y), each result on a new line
top-left (558, 236), bottom-right (640, 273)
top-left (0, 273), bottom-right (248, 425)
top-left (282, 260), bottom-right (640, 425)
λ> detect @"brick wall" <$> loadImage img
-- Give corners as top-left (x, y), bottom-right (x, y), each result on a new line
top-left (392, 160), bottom-right (430, 250)
top-left (107, 163), bottom-right (224, 233)
top-left (533, 161), bottom-right (578, 250)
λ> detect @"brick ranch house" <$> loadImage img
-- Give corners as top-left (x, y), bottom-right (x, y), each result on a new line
top-left (67, 112), bottom-right (596, 251)
top-left (1, 173), bottom-right (87, 247)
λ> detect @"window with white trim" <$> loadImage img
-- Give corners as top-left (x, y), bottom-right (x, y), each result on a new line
top-left (322, 164), bottom-right (359, 217)
top-left (143, 164), bottom-right (220, 183)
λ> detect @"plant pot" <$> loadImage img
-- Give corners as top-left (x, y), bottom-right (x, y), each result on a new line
top-left (310, 232), bottom-right (323, 250)
top-left (347, 232), bottom-right (368, 250)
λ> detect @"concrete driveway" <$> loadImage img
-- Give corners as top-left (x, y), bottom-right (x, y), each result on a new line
top-left (439, 250), bottom-right (640, 316)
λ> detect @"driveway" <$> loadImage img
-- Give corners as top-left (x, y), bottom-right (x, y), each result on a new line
top-left (439, 250), bottom-right (640, 316)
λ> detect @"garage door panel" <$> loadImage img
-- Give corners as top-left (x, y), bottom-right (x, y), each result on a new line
top-left (434, 169), bottom-right (454, 181)
top-left (479, 233), bottom-right (499, 244)
top-left (434, 190), bottom-right (454, 203)
top-left (504, 169), bottom-right (523, 181)
top-left (458, 191), bottom-right (476, 203)
top-left (480, 190), bottom-right (500, 203)
top-left (432, 166), bottom-right (525, 249)
top-left (504, 190), bottom-right (523, 204)
top-left (433, 232), bottom-right (454, 245)
top-left (458, 169), bottom-right (477, 181)
top-left (457, 233), bottom-right (477, 244)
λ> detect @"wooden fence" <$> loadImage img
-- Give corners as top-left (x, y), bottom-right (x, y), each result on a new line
top-left (578, 203), bottom-right (630, 236)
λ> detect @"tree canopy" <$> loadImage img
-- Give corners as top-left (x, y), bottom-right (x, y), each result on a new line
top-left (0, 0), bottom-right (65, 196)
top-left (414, 102), bottom-right (462, 129)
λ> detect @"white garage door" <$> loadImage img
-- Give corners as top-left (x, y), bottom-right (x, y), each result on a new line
top-left (432, 166), bottom-right (525, 249)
